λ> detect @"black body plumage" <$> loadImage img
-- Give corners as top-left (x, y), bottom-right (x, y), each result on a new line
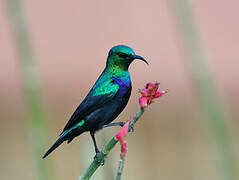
top-left (42, 45), bottom-right (147, 158)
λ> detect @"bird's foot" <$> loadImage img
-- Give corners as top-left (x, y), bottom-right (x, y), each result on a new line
top-left (102, 122), bottom-right (125, 129)
top-left (94, 152), bottom-right (105, 166)
top-left (119, 122), bottom-right (125, 127)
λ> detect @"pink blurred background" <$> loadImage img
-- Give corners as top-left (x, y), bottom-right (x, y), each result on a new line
top-left (0, 0), bottom-right (238, 180)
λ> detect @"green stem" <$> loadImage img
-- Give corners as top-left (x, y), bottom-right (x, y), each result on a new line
top-left (78, 137), bottom-right (118, 180)
top-left (78, 107), bottom-right (145, 180)
top-left (115, 156), bottom-right (126, 180)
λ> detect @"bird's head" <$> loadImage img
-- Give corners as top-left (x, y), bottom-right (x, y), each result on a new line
top-left (106, 45), bottom-right (148, 70)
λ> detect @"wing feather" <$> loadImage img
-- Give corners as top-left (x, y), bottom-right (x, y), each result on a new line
top-left (62, 78), bottom-right (119, 132)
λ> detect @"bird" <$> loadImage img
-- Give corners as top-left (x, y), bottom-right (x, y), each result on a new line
top-left (42, 45), bottom-right (148, 159)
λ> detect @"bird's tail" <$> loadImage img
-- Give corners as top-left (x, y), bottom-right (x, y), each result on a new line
top-left (42, 120), bottom-right (86, 159)
top-left (42, 130), bottom-right (70, 159)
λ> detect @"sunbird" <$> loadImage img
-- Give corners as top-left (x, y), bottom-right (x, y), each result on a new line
top-left (43, 45), bottom-right (148, 159)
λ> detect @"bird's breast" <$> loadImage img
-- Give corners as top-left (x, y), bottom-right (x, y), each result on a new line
top-left (118, 82), bottom-right (131, 95)
top-left (112, 77), bottom-right (131, 96)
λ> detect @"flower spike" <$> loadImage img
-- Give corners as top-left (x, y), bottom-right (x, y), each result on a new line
top-left (139, 82), bottom-right (167, 107)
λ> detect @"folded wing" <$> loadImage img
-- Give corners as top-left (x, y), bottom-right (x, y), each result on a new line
top-left (62, 78), bottom-right (119, 133)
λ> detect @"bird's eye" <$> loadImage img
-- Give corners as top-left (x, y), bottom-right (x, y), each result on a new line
top-left (118, 52), bottom-right (128, 58)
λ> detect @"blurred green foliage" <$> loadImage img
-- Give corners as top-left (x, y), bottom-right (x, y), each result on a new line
top-left (170, 0), bottom-right (238, 179)
top-left (7, 0), bottom-right (53, 180)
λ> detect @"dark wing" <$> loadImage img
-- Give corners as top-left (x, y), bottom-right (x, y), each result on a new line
top-left (62, 78), bottom-right (119, 132)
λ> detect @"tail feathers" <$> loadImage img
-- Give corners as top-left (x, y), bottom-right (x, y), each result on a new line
top-left (42, 130), bottom-right (69, 159)
top-left (43, 120), bottom-right (86, 159)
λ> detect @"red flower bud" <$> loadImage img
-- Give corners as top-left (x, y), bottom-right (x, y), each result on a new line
top-left (140, 89), bottom-right (152, 97)
top-left (139, 96), bottom-right (148, 108)
top-left (139, 82), bottom-right (167, 107)
top-left (121, 141), bottom-right (127, 157)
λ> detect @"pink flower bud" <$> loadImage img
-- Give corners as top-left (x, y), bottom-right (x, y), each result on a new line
top-left (139, 96), bottom-right (149, 108)
top-left (145, 82), bottom-right (155, 90)
top-left (153, 90), bottom-right (166, 98)
top-left (139, 82), bottom-right (167, 107)
top-left (121, 141), bottom-right (127, 157)
top-left (140, 89), bottom-right (152, 97)
top-left (116, 120), bottom-right (130, 142)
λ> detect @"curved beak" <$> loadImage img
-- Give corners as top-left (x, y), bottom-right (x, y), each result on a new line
top-left (133, 54), bottom-right (149, 65)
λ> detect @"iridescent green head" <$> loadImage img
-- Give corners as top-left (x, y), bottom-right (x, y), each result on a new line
top-left (106, 45), bottom-right (148, 70)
